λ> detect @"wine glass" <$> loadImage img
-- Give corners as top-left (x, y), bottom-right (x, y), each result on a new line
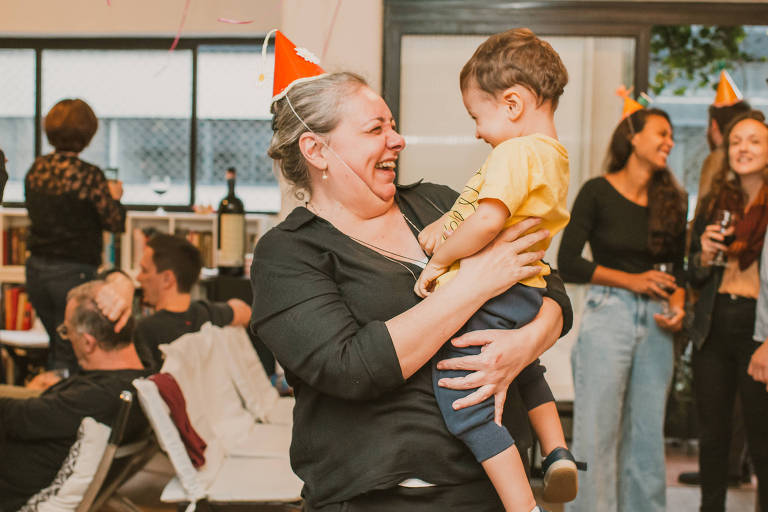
top-left (149, 175), bottom-right (171, 215)
top-left (653, 262), bottom-right (676, 317)
top-left (711, 209), bottom-right (736, 267)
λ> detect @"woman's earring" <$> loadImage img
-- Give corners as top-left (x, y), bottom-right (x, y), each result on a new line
top-left (322, 170), bottom-right (328, 181)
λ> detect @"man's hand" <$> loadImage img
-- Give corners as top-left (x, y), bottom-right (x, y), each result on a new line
top-left (96, 281), bottom-right (132, 332)
top-left (26, 370), bottom-right (63, 390)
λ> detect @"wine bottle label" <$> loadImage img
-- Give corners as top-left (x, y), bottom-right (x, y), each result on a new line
top-left (218, 213), bottom-right (245, 266)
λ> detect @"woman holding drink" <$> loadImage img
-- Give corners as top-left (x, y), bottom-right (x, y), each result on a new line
top-left (688, 110), bottom-right (768, 512)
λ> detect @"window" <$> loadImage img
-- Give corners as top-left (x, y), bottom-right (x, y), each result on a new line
top-left (0, 49), bottom-right (36, 202)
top-left (0, 39), bottom-right (277, 212)
top-left (650, 25), bottom-right (768, 213)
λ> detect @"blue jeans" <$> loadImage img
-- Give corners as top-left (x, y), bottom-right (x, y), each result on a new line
top-left (567, 285), bottom-right (674, 512)
top-left (25, 256), bottom-right (97, 373)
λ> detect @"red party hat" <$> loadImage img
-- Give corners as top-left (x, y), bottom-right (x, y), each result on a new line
top-left (261, 30), bottom-right (326, 102)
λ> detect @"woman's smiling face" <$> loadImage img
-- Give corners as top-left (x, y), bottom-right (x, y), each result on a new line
top-left (324, 85), bottom-right (405, 204)
top-left (728, 118), bottom-right (768, 178)
top-left (631, 114), bottom-right (675, 170)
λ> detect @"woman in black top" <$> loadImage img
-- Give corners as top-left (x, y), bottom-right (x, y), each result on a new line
top-left (688, 111), bottom-right (768, 512)
top-left (250, 72), bottom-right (573, 511)
top-left (25, 98), bottom-right (125, 374)
top-left (557, 108), bottom-right (687, 512)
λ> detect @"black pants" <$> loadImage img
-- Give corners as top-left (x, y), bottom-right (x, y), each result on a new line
top-left (693, 294), bottom-right (768, 512)
top-left (304, 479), bottom-right (504, 512)
top-left (433, 284), bottom-right (553, 462)
top-left (25, 256), bottom-right (97, 374)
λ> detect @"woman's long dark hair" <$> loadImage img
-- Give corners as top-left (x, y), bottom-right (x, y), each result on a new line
top-left (605, 108), bottom-right (686, 256)
top-left (704, 110), bottom-right (768, 219)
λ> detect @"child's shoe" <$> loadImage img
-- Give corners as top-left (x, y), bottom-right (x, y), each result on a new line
top-left (541, 447), bottom-right (586, 503)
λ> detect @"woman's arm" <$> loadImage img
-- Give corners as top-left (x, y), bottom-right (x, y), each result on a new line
top-left (435, 297), bottom-right (563, 424)
top-left (253, 218), bottom-right (549, 400)
top-left (389, 218), bottom-right (548, 379)
top-left (89, 167), bottom-right (126, 233)
top-left (688, 211), bottom-right (722, 288)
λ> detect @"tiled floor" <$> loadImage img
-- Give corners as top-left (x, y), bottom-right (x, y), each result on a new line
top-left (119, 444), bottom-right (759, 512)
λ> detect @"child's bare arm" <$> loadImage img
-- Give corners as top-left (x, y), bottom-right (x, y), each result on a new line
top-left (418, 214), bottom-right (450, 256)
top-left (414, 199), bottom-right (510, 298)
top-left (430, 199), bottom-right (509, 268)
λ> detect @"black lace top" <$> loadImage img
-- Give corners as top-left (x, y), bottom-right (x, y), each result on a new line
top-left (25, 153), bottom-right (126, 265)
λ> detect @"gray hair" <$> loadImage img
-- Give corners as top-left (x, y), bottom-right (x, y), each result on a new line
top-left (268, 72), bottom-right (368, 198)
top-left (66, 281), bottom-right (133, 350)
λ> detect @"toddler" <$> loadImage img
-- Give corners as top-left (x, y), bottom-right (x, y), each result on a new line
top-left (415, 28), bottom-right (583, 511)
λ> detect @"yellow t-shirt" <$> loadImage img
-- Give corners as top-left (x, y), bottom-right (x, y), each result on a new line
top-left (436, 133), bottom-right (570, 289)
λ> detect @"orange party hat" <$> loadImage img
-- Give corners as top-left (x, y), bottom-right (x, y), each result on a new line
top-left (259, 30), bottom-right (326, 103)
top-left (616, 85), bottom-right (645, 119)
top-left (713, 70), bottom-right (743, 107)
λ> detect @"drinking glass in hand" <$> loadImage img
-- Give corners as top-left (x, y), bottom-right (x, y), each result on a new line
top-left (711, 209), bottom-right (736, 267)
top-left (653, 262), bottom-right (676, 317)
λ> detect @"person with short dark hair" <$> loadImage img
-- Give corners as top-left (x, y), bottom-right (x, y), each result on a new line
top-left (0, 280), bottom-right (149, 511)
top-left (25, 98), bottom-right (126, 374)
top-left (133, 234), bottom-right (250, 369)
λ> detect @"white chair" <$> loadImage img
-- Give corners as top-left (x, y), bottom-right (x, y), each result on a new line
top-left (19, 391), bottom-right (154, 512)
top-left (133, 324), bottom-right (302, 509)
top-left (216, 324), bottom-right (295, 426)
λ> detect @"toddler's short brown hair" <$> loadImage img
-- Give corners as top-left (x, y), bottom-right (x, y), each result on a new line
top-left (460, 28), bottom-right (568, 109)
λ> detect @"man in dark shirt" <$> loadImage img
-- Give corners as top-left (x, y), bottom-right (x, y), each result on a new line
top-left (0, 280), bottom-right (150, 511)
top-left (134, 234), bottom-right (251, 369)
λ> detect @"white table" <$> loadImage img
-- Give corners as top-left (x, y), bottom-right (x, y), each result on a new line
top-left (0, 329), bottom-right (49, 384)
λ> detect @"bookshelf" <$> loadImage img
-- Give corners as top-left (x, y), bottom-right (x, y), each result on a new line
top-left (0, 206), bottom-right (276, 283)
top-left (121, 211), bottom-right (274, 274)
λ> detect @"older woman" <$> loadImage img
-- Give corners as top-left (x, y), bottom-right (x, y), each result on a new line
top-left (25, 98), bottom-right (125, 374)
top-left (250, 72), bottom-right (572, 511)
top-left (558, 108), bottom-right (687, 512)
top-left (689, 110), bottom-right (768, 512)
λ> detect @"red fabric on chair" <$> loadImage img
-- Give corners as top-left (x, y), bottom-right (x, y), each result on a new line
top-left (149, 372), bottom-right (207, 468)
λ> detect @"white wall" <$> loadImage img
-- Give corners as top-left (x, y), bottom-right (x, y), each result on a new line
top-left (0, 0), bottom-right (281, 36)
top-left (0, 0), bottom-right (383, 92)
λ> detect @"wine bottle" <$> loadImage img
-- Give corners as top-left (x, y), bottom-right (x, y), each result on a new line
top-left (217, 167), bottom-right (245, 276)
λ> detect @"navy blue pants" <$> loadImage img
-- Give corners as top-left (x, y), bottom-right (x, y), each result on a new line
top-left (25, 256), bottom-right (97, 373)
top-left (433, 283), bottom-right (554, 462)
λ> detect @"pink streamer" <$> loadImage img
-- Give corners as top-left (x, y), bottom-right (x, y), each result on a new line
top-left (106, 0), bottom-right (111, 5)
top-left (321, 0), bottom-right (342, 61)
top-left (169, 0), bottom-right (192, 52)
top-left (217, 17), bottom-right (254, 25)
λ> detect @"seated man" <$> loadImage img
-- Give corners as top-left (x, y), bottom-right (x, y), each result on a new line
top-left (134, 234), bottom-right (251, 369)
top-left (0, 280), bottom-right (150, 511)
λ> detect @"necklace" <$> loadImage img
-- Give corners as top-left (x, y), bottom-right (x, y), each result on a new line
top-left (305, 201), bottom-right (432, 281)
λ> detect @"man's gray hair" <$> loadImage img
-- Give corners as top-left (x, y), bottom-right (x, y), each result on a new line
top-left (66, 281), bottom-right (133, 350)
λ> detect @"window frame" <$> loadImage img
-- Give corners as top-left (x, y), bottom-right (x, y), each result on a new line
top-left (0, 36), bottom-right (275, 213)
top-left (383, 0), bottom-right (768, 133)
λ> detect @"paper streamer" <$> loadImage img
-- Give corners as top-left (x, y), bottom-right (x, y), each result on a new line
top-left (169, 0), bottom-right (192, 52)
top-left (217, 17), bottom-right (254, 24)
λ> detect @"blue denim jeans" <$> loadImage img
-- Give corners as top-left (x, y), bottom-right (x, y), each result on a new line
top-left (566, 285), bottom-right (674, 512)
top-left (25, 256), bottom-right (97, 373)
